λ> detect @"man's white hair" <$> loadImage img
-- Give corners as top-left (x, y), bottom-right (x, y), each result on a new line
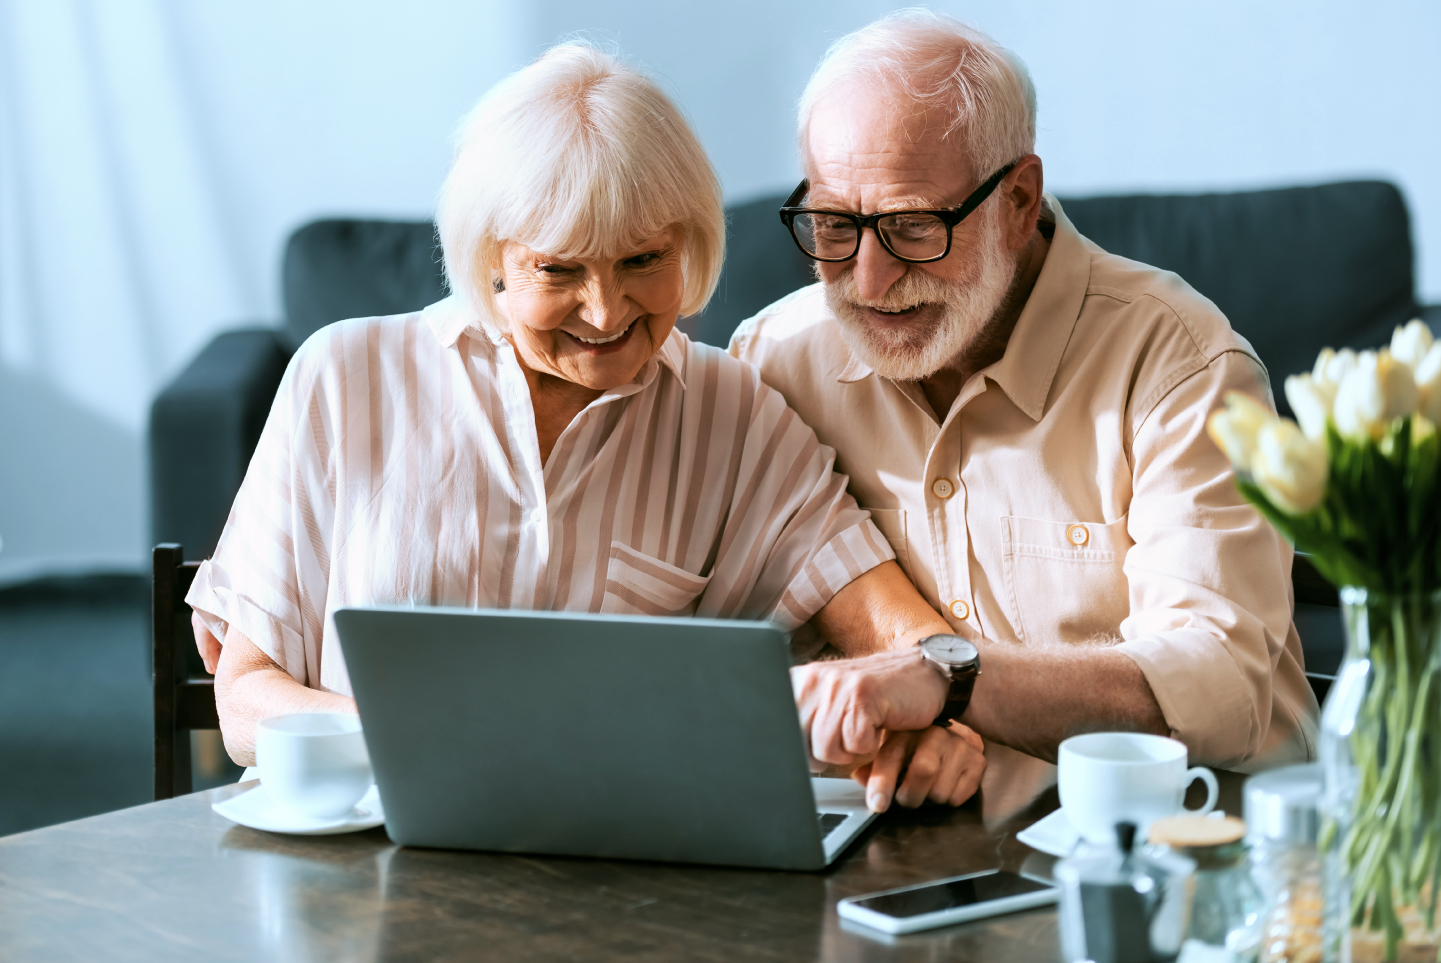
top-left (798, 9), bottom-right (1037, 176)
top-left (437, 43), bottom-right (725, 330)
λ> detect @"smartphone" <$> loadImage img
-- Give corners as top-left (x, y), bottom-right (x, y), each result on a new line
top-left (836, 869), bottom-right (1060, 934)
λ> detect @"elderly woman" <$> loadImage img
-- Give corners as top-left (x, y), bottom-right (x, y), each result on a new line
top-left (187, 44), bottom-right (979, 813)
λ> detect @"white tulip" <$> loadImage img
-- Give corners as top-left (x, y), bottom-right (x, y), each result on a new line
top-left (1284, 373), bottom-right (1336, 439)
top-left (1313, 347), bottom-right (1358, 389)
top-left (1332, 349), bottom-right (1419, 441)
top-left (1252, 418), bottom-right (1328, 515)
top-left (1416, 342), bottom-right (1441, 425)
top-left (1390, 319), bottom-right (1434, 372)
top-left (1207, 391), bottom-right (1275, 469)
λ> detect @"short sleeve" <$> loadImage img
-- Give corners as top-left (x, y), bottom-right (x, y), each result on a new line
top-left (185, 336), bottom-right (337, 688)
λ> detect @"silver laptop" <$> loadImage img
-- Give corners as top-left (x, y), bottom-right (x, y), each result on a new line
top-left (333, 606), bottom-right (878, 870)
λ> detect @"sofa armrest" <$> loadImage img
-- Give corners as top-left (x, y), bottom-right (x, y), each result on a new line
top-left (149, 328), bottom-right (291, 561)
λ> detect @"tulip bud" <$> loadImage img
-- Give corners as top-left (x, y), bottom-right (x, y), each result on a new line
top-left (1390, 319), bottom-right (1434, 372)
top-left (1251, 418), bottom-right (1328, 515)
top-left (1332, 349), bottom-right (1419, 440)
top-left (1417, 342), bottom-right (1441, 425)
top-left (1313, 347), bottom-right (1358, 389)
top-left (1207, 391), bottom-right (1275, 469)
top-left (1284, 373), bottom-right (1336, 439)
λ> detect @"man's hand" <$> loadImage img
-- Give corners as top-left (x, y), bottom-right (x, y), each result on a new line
top-left (853, 724), bottom-right (986, 812)
top-left (193, 611), bottom-right (222, 674)
top-left (791, 647), bottom-right (949, 766)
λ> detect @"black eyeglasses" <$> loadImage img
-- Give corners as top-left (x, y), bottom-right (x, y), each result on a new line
top-left (778, 161), bottom-right (1017, 264)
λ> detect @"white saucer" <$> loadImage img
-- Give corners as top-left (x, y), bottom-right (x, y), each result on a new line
top-left (212, 782), bottom-right (385, 835)
top-left (1016, 807), bottom-right (1081, 857)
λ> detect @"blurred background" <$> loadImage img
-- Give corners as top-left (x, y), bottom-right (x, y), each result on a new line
top-left (1, 0), bottom-right (1437, 832)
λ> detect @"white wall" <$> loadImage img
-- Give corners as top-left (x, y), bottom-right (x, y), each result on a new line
top-left (1, 0), bottom-right (1437, 580)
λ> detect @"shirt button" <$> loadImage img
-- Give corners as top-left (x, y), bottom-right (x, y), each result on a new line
top-left (949, 599), bottom-right (970, 620)
top-left (1067, 524), bottom-right (1089, 547)
top-left (931, 478), bottom-right (955, 499)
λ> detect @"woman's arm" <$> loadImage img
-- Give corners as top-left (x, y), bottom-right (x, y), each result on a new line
top-left (214, 626), bottom-right (356, 766)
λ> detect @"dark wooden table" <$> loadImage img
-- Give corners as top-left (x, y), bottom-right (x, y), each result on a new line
top-left (0, 750), bottom-right (1244, 962)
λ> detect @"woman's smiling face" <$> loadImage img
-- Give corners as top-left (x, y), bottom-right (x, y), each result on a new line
top-left (496, 225), bottom-right (686, 392)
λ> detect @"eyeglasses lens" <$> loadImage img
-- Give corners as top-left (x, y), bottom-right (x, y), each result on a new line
top-left (877, 213), bottom-right (949, 260)
top-left (792, 212), bottom-right (949, 261)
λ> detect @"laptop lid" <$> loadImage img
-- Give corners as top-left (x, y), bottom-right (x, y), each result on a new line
top-left (334, 606), bottom-right (834, 870)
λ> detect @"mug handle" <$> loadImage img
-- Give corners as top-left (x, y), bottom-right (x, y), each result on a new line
top-left (1181, 766), bottom-right (1219, 816)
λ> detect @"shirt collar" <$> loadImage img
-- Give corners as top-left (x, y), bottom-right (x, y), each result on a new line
top-left (424, 294), bottom-right (688, 391)
top-left (832, 194), bottom-right (1092, 422)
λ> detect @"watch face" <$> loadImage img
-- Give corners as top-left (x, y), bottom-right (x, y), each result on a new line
top-left (922, 634), bottom-right (978, 666)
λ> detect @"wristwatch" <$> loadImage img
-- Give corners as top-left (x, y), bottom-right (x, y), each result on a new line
top-left (919, 634), bottom-right (981, 727)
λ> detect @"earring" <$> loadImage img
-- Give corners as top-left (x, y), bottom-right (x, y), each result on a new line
top-left (492, 278), bottom-right (505, 294)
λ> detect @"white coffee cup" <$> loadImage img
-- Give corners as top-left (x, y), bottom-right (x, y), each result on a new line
top-left (255, 712), bottom-right (373, 819)
top-left (1057, 732), bottom-right (1219, 846)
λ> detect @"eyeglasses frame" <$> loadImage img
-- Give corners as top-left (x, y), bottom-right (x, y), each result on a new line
top-left (777, 161), bottom-right (1019, 264)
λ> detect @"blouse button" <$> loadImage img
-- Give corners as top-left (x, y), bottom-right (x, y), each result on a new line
top-left (931, 478), bottom-right (955, 499)
top-left (1067, 524), bottom-right (1089, 547)
top-left (949, 599), bottom-right (970, 620)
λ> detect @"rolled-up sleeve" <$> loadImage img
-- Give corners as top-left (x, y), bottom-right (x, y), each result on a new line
top-left (1117, 349), bottom-right (1316, 769)
top-left (698, 378), bottom-right (894, 631)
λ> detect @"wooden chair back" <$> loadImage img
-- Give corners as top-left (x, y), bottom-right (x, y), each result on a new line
top-left (153, 544), bottom-right (218, 799)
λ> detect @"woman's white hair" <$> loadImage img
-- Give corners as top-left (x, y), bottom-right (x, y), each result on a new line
top-left (437, 43), bottom-right (725, 329)
top-left (798, 9), bottom-right (1037, 176)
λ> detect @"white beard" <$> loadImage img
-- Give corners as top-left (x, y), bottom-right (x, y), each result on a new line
top-left (823, 205), bottom-right (1016, 382)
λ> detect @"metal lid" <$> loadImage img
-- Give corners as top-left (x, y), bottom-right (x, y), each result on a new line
top-left (1243, 763), bottom-right (1321, 844)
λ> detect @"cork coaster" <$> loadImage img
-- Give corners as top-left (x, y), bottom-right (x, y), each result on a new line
top-left (1148, 814), bottom-right (1246, 848)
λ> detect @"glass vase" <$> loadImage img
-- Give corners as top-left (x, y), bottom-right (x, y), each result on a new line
top-left (1320, 587), bottom-right (1441, 963)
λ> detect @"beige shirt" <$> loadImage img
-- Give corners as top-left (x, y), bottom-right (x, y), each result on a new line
top-left (187, 296), bottom-right (891, 695)
top-left (731, 197), bottom-right (1317, 771)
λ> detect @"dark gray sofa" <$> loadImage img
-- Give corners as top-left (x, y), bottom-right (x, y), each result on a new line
top-left (151, 181), bottom-right (1440, 563)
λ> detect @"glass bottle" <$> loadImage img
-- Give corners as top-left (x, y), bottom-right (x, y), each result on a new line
top-left (1149, 815), bottom-right (1264, 962)
top-left (1243, 763), bottom-right (1322, 963)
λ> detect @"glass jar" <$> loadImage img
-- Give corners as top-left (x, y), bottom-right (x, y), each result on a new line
top-left (1319, 587), bottom-right (1441, 963)
top-left (1150, 815), bottom-right (1264, 962)
top-left (1244, 764), bottom-right (1323, 963)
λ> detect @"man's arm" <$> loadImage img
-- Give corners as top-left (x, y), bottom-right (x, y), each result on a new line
top-left (214, 626), bottom-right (356, 766)
top-left (963, 641), bottom-right (1167, 762)
top-left (804, 560), bottom-right (987, 811)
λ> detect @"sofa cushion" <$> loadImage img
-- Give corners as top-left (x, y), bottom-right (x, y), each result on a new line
top-left (1062, 181), bottom-right (1418, 410)
top-left (282, 219), bottom-right (446, 349)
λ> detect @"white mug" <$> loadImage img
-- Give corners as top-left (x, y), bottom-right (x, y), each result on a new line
top-left (1057, 732), bottom-right (1219, 846)
top-left (255, 712), bottom-right (373, 819)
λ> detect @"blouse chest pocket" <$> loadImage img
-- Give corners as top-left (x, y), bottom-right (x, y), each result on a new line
top-left (1000, 513), bottom-right (1133, 645)
top-left (600, 542), bottom-right (712, 618)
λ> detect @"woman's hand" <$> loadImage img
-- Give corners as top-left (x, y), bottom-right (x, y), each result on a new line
top-left (215, 627), bottom-right (356, 766)
top-left (852, 724), bottom-right (987, 813)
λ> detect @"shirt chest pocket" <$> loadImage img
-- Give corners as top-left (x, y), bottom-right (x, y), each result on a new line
top-left (600, 542), bottom-right (712, 618)
top-left (1000, 513), bottom-right (1132, 645)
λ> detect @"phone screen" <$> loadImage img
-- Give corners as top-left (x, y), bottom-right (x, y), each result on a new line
top-left (852, 871), bottom-right (1054, 919)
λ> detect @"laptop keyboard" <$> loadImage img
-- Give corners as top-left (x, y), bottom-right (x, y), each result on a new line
top-left (818, 812), bottom-right (847, 839)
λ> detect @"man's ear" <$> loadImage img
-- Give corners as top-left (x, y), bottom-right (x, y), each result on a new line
top-left (1001, 154), bottom-right (1044, 252)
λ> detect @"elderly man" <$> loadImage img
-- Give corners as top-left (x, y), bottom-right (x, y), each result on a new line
top-left (738, 11), bottom-right (1317, 775)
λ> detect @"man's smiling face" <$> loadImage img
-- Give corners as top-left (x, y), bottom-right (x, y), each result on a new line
top-left (804, 80), bottom-right (1018, 382)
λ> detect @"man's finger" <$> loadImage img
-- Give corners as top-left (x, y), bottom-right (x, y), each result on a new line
top-left (865, 731), bottom-right (912, 812)
top-left (894, 730), bottom-right (943, 808)
top-left (926, 729), bottom-right (974, 805)
top-left (948, 749), bottom-right (987, 806)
